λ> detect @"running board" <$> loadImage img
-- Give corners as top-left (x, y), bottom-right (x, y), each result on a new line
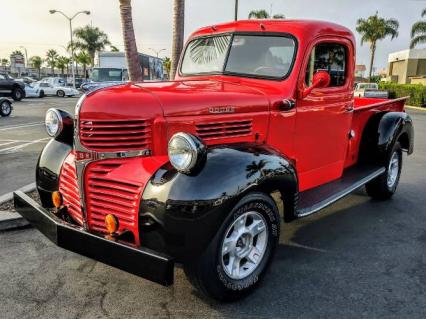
top-left (296, 165), bottom-right (386, 217)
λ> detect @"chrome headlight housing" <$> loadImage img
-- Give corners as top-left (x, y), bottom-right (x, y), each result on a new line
top-left (45, 108), bottom-right (74, 143)
top-left (45, 108), bottom-right (63, 137)
top-left (168, 133), bottom-right (206, 173)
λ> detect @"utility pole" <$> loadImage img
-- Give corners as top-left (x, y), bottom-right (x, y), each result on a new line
top-left (234, 0), bottom-right (239, 21)
top-left (49, 9), bottom-right (90, 88)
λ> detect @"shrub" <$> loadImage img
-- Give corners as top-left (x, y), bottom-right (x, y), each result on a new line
top-left (379, 82), bottom-right (426, 107)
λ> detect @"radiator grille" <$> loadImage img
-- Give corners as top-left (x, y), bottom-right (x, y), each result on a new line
top-left (80, 119), bottom-right (152, 152)
top-left (85, 160), bottom-right (142, 242)
top-left (59, 153), bottom-right (83, 226)
top-left (196, 120), bottom-right (252, 140)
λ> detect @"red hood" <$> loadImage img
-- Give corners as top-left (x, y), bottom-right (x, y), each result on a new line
top-left (80, 80), bottom-right (269, 119)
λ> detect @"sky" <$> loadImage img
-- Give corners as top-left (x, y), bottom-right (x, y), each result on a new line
top-left (0, 0), bottom-right (425, 71)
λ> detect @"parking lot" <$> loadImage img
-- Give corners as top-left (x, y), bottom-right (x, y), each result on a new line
top-left (0, 97), bottom-right (77, 195)
top-left (0, 99), bottom-right (425, 318)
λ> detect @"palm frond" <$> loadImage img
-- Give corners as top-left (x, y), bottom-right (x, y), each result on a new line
top-left (411, 21), bottom-right (426, 38)
top-left (410, 35), bottom-right (426, 49)
top-left (189, 35), bottom-right (231, 65)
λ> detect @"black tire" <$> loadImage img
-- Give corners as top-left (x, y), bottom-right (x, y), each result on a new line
top-left (39, 90), bottom-right (45, 98)
top-left (57, 90), bottom-right (65, 97)
top-left (184, 192), bottom-right (280, 301)
top-left (0, 100), bottom-right (12, 117)
top-left (366, 142), bottom-right (402, 200)
top-left (11, 87), bottom-right (24, 101)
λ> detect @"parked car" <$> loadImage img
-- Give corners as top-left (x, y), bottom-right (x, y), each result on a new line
top-left (0, 73), bottom-right (25, 101)
top-left (35, 82), bottom-right (79, 97)
top-left (24, 83), bottom-right (44, 98)
top-left (354, 82), bottom-right (389, 98)
top-left (0, 98), bottom-right (13, 117)
top-left (15, 20), bottom-right (414, 301)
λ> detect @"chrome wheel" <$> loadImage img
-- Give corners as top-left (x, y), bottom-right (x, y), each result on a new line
top-left (221, 211), bottom-right (268, 280)
top-left (1, 101), bottom-right (11, 115)
top-left (387, 151), bottom-right (399, 188)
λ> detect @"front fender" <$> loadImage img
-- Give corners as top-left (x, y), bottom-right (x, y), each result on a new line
top-left (36, 139), bottom-right (72, 207)
top-left (140, 143), bottom-right (298, 261)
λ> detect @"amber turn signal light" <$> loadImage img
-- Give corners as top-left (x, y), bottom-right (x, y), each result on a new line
top-left (105, 214), bottom-right (119, 234)
top-left (52, 191), bottom-right (62, 208)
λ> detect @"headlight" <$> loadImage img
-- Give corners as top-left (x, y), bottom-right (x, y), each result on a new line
top-left (45, 108), bottom-right (63, 137)
top-left (168, 133), bottom-right (206, 173)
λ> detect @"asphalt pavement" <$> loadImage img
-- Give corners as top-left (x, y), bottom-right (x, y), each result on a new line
top-left (0, 97), bottom-right (77, 195)
top-left (0, 102), bottom-right (425, 318)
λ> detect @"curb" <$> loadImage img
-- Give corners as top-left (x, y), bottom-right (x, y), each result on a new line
top-left (406, 105), bottom-right (426, 111)
top-left (0, 183), bottom-right (35, 231)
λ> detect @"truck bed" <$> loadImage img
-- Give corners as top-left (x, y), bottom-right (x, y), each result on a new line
top-left (344, 96), bottom-right (409, 168)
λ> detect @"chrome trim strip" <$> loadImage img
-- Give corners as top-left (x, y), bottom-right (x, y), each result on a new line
top-left (73, 94), bottom-right (152, 230)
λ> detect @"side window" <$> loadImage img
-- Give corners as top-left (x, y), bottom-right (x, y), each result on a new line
top-left (305, 43), bottom-right (347, 87)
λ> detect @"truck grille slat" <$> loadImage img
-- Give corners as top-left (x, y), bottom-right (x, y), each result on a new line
top-left (80, 119), bottom-right (151, 152)
top-left (59, 154), bottom-right (84, 226)
top-left (196, 120), bottom-right (252, 140)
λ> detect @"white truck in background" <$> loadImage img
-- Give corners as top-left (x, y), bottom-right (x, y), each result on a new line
top-left (354, 82), bottom-right (389, 99)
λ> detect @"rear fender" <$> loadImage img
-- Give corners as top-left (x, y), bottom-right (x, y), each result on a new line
top-left (359, 112), bottom-right (414, 164)
top-left (140, 143), bottom-right (298, 261)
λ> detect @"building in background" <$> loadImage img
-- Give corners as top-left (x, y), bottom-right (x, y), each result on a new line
top-left (355, 64), bottom-right (366, 78)
top-left (386, 49), bottom-right (426, 84)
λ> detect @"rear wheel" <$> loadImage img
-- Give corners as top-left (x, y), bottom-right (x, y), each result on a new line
top-left (0, 100), bottom-right (12, 117)
top-left (184, 192), bottom-right (280, 301)
top-left (11, 87), bottom-right (24, 101)
top-left (366, 142), bottom-right (402, 199)
top-left (57, 90), bottom-right (65, 97)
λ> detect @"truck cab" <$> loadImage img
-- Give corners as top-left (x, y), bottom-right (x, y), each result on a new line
top-left (15, 20), bottom-right (414, 301)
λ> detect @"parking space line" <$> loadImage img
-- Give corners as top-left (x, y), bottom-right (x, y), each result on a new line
top-left (0, 137), bottom-right (50, 154)
top-left (0, 141), bottom-right (17, 147)
top-left (0, 122), bottom-right (43, 131)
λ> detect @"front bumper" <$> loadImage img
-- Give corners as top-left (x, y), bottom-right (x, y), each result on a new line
top-left (13, 191), bottom-right (174, 286)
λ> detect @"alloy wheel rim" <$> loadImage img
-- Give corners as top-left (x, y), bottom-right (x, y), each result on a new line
top-left (1, 102), bottom-right (10, 114)
top-left (221, 211), bottom-right (268, 280)
top-left (387, 151), bottom-right (399, 188)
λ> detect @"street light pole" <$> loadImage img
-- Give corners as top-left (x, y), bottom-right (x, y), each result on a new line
top-left (19, 46), bottom-right (28, 69)
top-left (49, 10), bottom-right (90, 89)
top-left (148, 48), bottom-right (166, 58)
top-left (234, 0), bottom-right (239, 21)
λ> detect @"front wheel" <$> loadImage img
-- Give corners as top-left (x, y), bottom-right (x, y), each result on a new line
top-left (0, 100), bottom-right (12, 117)
top-left (366, 142), bottom-right (402, 199)
top-left (11, 87), bottom-right (24, 101)
top-left (184, 192), bottom-right (280, 301)
top-left (57, 90), bottom-right (65, 97)
top-left (39, 90), bottom-right (45, 98)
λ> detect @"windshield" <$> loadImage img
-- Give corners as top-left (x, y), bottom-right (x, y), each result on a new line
top-left (90, 68), bottom-right (123, 82)
top-left (181, 34), bottom-right (296, 79)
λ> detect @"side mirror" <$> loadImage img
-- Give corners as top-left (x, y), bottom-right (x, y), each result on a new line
top-left (302, 71), bottom-right (331, 98)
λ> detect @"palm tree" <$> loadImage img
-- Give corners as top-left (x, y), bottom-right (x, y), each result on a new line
top-left (248, 10), bottom-right (270, 19)
top-left (72, 25), bottom-right (110, 67)
top-left (75, 51), bottom-right (91, 79)
top-left (45, 49), bottom-right (59, 75)
top-left (29, 56), bottom-right (43, 79)
top-left (163, 57), bottom-right (171, 79)
top-left (56, 56), bottom-right (70, 76)
top-left (1, 58), bottom-right (9, 67)
top-left (356, 12), bottom-right (399, 81)
top-left (11, 50), bottom-right (24, 57)
top-left (171, 0), bottom-right (185, 80)
top-left (119, 0), bottom-right (143, 81)
top-left (110, 45), bottom-right (120, 52)
top-left (411, 9), bottom-right (426, 48)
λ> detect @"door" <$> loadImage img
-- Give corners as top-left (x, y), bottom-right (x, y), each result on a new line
top-left (0, 74), bottom-right (9, 93)
top-left (295, 38), bottom-right (354, 191)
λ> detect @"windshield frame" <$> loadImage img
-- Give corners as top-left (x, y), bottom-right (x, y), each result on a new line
top-left (179, 31), bottom-right (298, 81)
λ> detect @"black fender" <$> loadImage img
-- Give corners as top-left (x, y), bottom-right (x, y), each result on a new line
top-left (36, 139), bottom-right (72, 207)
top-left (139, 143), bottom-right (298, 261)
top-left (359, 112), bottom-right (414, 164)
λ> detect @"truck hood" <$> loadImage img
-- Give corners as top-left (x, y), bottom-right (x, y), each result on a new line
top-left (80, 80), bottom-right (269, 119)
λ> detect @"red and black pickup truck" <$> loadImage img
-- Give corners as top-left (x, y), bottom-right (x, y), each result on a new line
top-left (14, 20), bottom-right (414, 301)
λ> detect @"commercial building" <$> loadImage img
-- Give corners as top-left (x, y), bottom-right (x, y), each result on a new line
top-left (387, 49), bottom-right (426, 84)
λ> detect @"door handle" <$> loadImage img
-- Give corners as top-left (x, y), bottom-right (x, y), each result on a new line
top-left (345, 103), bottom-right (354, 113)
top-left (279, 99), bottom-right (296, 111)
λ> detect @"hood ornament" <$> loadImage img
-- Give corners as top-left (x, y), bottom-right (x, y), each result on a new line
top-left (209, 106), bottom-right (235, 114)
